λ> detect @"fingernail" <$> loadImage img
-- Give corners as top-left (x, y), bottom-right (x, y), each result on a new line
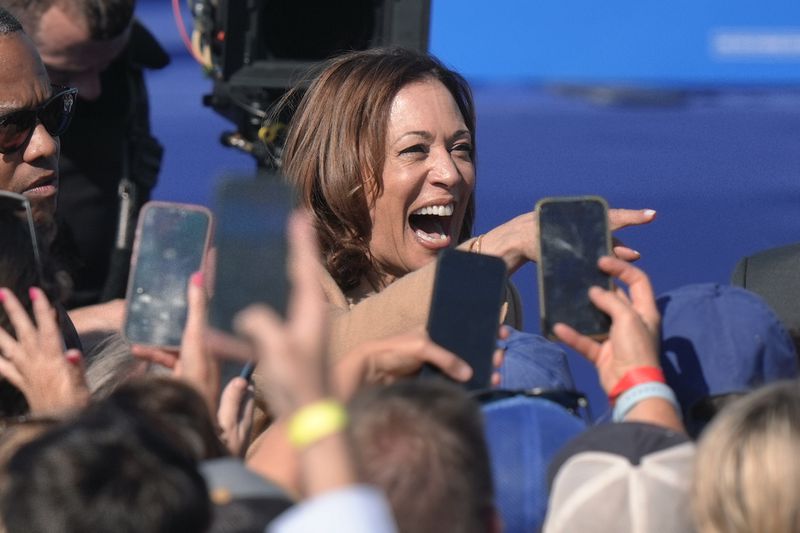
top-left (631, 249), bottom-right (641, 256)
top-left (28, 287), bottom-right (38, 301)
top-left (190, 272), bottom-right (204, 287)
top-left (643, 209), bottom-right (656, 218)
top-left (0, 289), bottom-right (5, 303)
top-left (458, 363), bottom-right (473, 381)
top-left (65, 350), bottom-right (82, 364)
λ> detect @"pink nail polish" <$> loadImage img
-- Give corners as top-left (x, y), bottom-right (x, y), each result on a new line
top-left (28, 287), bottom-right (38, 301)
top-left (0, 289), bottom-right (5, 303)
top-left (190, 272), bottom-right (204, 287)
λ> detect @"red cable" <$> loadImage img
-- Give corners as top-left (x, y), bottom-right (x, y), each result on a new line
top-left (172, 0), bottom-right (206, 65)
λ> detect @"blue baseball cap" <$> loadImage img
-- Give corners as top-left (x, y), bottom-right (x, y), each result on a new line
top-left (482, 396), bottom-right (586, 533)
top-left (497, 329), bottom-right (575, 391)
top-left (657, 283), bottom-right (798, 433)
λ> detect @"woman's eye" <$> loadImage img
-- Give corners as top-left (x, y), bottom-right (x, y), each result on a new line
top-left (399, 144), bottom-right (427, 156)
top-left (451, 143), bottom-right (473, 155)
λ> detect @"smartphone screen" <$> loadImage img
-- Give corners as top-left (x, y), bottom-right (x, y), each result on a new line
top-left (537, 196), bottom-right (612, 340)
top-left (423, 249), bottom-right (508, 391)
top-left (210, 176), bottom-right (294, 334)
top-left (124, 202), bottom-right (212, 348)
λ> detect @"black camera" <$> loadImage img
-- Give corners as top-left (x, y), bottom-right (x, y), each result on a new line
top-left (190, 0), bottom-right (431, 167)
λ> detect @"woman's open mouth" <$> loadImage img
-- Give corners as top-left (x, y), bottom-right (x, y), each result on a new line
top-left (409, 203), bottom-right (454, 247)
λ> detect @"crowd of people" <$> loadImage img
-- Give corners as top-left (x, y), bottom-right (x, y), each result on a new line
top-left (0, 2), bottom-right (799, 532)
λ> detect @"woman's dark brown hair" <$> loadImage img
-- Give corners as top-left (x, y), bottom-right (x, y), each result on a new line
top-left (280, 47), bottom-right (477, 291)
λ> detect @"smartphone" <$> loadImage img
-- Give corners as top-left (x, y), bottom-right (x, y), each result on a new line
top-left (210, 175), bottom-right (294, 334)
top-left (536, 195), bottom-right (612, 340)
top-left (123, 202), bottom-right (213, 348)
top-left (422, 249), bottom-right (508, 391)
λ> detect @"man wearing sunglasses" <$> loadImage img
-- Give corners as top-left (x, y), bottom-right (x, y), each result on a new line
top-left (0, 9), bottom-right (64, 239)
top-left (6, 0), bottom-right (168, 309)
top-left (0, 9), bottom-right (87, 353)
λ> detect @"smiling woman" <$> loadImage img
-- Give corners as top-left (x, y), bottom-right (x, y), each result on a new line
top-left (279, 47), bottom-right (654, 361)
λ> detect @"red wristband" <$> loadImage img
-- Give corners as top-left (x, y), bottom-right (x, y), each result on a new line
top-left (608, 366), bottom-right (665, 405)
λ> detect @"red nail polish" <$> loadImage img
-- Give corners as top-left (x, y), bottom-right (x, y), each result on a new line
top-left (0, 290), bottom-right (5, 303)
top-left (190, 272), bottom-right (204, 287)
top-left (28, 287), bottom-right (38, 301)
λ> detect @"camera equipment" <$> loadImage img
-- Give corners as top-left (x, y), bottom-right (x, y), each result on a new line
top-left (189, 0), bottom-right (431, 167)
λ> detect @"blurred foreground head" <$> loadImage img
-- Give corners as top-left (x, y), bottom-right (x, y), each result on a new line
top-left (692, 380), bottom-right (800, 533)
top-left (544, 422), bottom-right (695, 533)
top-left (0, 400), bottom-right (211, 533)
top-left (348, 379), bottom-right (498, 533)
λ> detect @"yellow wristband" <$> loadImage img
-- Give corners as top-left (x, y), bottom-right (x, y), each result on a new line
top-left (287, 400), bottom-right (348, 449)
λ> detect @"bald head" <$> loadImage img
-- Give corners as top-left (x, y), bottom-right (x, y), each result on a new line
top-left (5, 0), bottom-right (134, 101)
top-left (4, 0), bottom-right (134, 39)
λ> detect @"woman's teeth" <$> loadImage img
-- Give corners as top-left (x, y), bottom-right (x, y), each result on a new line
top-left (411, 204), bottom-right (454, 216)
top-left (415, 229), bottom-right (448, 242)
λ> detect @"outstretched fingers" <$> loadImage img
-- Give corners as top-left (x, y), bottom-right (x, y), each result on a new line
top-left (608, 208), bottom-right (656, 231)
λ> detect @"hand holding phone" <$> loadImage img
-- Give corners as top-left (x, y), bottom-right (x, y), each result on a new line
top-left (422, 249), bottom-right (508, 390)
top-left (536, 195), bottom-right (612, 340)
top-left (123, 202), bottom-right (213, 348)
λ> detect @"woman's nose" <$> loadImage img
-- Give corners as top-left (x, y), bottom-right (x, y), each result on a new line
top-left (428, 148), bottom-right (461, 187)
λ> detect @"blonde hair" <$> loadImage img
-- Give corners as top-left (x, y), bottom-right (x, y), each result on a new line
top-left (692, 380), bottom-right (800, 533)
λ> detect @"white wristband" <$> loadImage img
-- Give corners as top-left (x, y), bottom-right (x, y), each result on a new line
top-left (612, 381), bottom-right (681, 423)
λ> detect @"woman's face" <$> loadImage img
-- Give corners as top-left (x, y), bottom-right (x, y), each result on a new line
top-left (367, 78), bottom-right (475, 283)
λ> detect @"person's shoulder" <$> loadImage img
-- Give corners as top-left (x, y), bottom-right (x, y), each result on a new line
top-left (746, 242), bottom-right (800, 263)
top-left (129, 19), bottom-right (170, 70)
top-left (732, 242), bottom-right (800, 287)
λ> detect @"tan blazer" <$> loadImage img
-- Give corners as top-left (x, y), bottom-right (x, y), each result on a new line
top-left (321, 253), bottom-right (524, 362)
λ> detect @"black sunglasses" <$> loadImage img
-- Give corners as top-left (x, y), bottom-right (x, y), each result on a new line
top-left (0, 191), bottom-right (44, 284)
top-left (472, 388), bottom-right (592, 421)
top-left (0, 85), bottom-right (77, 154)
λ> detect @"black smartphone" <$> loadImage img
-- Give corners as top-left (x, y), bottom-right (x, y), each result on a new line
top-left (123, 202), bottom-right (213, 348)
top-left (423, 248), bottom-right (508, 391)
top-left (210, 175), bottom-right (294, 334)
top-left (536, 195), bottom-right (612, 340)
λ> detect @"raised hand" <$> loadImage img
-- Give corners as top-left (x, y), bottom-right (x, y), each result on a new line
top-left (0, 287), bottom-right (89, 415)
top-left (472, 208), bottom-right (656, 272)
top-left (552, 256), bottom-right (660, 394)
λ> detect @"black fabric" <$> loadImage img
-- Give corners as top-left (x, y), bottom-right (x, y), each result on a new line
top-left (54, 20), bottom-right (168, 309)
top-left (546, 422), bottom-right (689, 491)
